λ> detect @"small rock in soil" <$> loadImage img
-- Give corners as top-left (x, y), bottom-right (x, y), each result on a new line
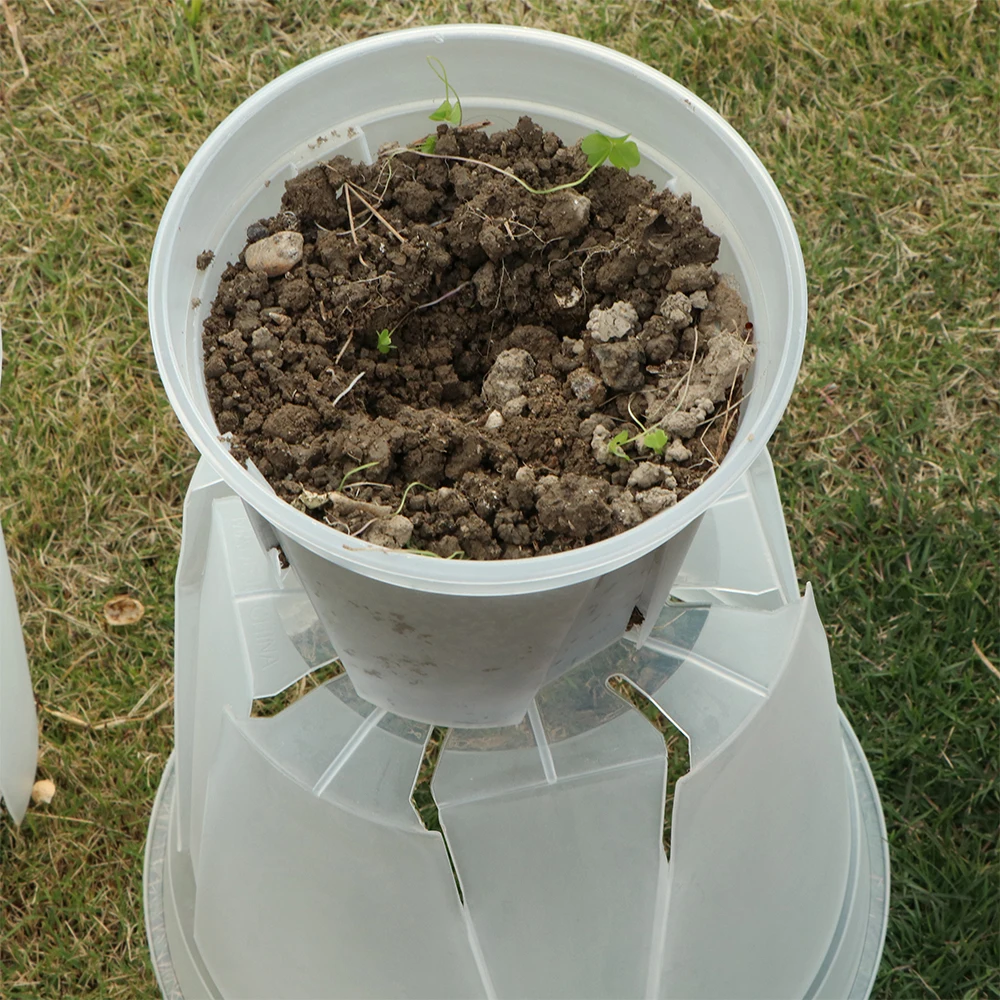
top-left (244, 230), bottom-right (304, 277)
top-left (539, 191), bottom-right (591, 239)
top-left (501, 395), bottom-right (529, 420)
top-left (366, 515), bottom-right (414, 548)
top-left (627, 461), bottom-right (675, 491)
top-left (665, 438), bottom-right (693, 463)
top-left (586, 301), bottom-right (640, 342)
top-left (535, 474), bottom-right (612, 540)
top-left (592, 340), bottom-right (646, 392)
top-left (636, 487), bottom-right (678, 516)
top-left (246, 221), bottom-right (270, 242)
top-left (567, 368), bottom-right (606, 410)
top-left (667, 263), bottom-right (716, 293)
top-left (483, 349), bottom-right (536, 407)
top-left (656, 291), bottom-right (694, 333)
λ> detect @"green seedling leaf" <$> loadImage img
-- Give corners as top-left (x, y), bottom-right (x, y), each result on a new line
top-left (642, 428), bottom-right (668, 454)
top-left (608, 137), bottom-right (640, 170)
top-left (376, 329), bottom-right (395, 354)
top-left (429, 99), bottom-right (462, 125)
top-left (580, 131), bottom-right (613, 167)
top-left (427, 56), bottom-right (463, 126)
top-left (607, 430), bottom-right (631, 461)
top-left (339, 461), bottom-right (380, 491)
top-left (418, 134), bottom-right (438, 153)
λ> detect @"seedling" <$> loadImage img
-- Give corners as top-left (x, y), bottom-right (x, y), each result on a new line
top-left (427, 56), bottom-right (463, 127)
top-left (394, 480), bottom-right (432, 515)
top-left (606, 400), bottom-right (672, 462)
top-left (607, 430), bottom-right (631, 461)
top-left (642, 428), bottom-right (669, 455)
top-left (404, 545), bottom-right (467, 560)
top-left (402, 127), bottom-right (639, 196)
top-left (580, 132), bottom-right (641, 171)
top-left (396, 61), bottom-right (640, 195)
top-left (371, 285), bottom-right (469, 359)
top-left (339, 461), bottom-right (380, 492)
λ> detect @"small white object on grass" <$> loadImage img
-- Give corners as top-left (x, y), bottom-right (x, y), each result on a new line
top-left (31, 778), bottom-right (55, 805)
top-left (103, 595), bottom-right (144, 626)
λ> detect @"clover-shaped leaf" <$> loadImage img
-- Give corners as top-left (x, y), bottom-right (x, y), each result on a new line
top-left (429, 99), bottom-right (462, 125)
top-left (580, 132), bottom-right (613, 168)
top-left (376, 329), bottom-right (396, 354)
top-left (607, 430), bottom-right (631, 461)
top-left (608, 137), bottom-right (640, 170)
top-left (642, 428), bottom-right (668, 454)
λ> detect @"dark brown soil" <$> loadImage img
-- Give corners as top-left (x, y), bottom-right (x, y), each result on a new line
top-left (202, 117), bottom-right (754, 559)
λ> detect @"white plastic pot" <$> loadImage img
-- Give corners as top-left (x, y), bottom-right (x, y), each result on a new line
top-left (0, 322), bottom-right (39, 824)
top-left (149, 25), bottom-right (807, 727)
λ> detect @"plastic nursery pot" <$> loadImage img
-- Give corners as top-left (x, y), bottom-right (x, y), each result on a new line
top-left (0, 323), bottom-right (40, 824)
top-left (149, 25), bottom-right (807, 728)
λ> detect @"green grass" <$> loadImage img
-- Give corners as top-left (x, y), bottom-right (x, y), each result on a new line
top-left (1, 1), bottom-right (997, 997)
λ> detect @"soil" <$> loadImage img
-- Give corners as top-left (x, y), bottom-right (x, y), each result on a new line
top-left (202, 117), bottom-right (754, 559)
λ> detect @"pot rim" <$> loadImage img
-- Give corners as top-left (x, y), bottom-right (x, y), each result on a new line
top-left (149, 24), bottom-right (807, 596)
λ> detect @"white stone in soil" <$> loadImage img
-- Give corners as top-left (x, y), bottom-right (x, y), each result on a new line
top-left (586, 301), bottom-right (640, 342)
top-left (666, 263), bottom-right (716, 293)
top-left (482, 349), bottom-right (536, 408)
top-left (484, 410), bottom-right (504, 431)
top-left (567, 368), bottom-right (606, 407)
top-left (366, 514), bottom-right (413, 548)
top-left (554, 287), bottom-right (583, 309)
top-left (612, 495), bottom-right (643, 529)
top-left (665, 438), bottom-right (693, 463)
top-left (656, 291), bottom-right (694, 333)
top-left (501, 394), bottom-right (529, 420)
top-left (636, 487), bottom-right (678, 516)
top-left (627, 461), bottom-right (670, 491)
top-left (702, 328), bottom-right (756, 400)
top-left (244, 231), bottom-right (304, 277)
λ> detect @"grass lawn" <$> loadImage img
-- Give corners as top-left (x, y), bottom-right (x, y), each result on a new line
top-left (1, 1), bottom-right (997, 997)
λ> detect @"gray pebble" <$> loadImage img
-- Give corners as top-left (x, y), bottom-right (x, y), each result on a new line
top-left (246, 221), bottom-right (269, 242)
top-left (483, 349), bottom-right (536, 408)
top-left (586, 301), bottom-right (640, 342)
